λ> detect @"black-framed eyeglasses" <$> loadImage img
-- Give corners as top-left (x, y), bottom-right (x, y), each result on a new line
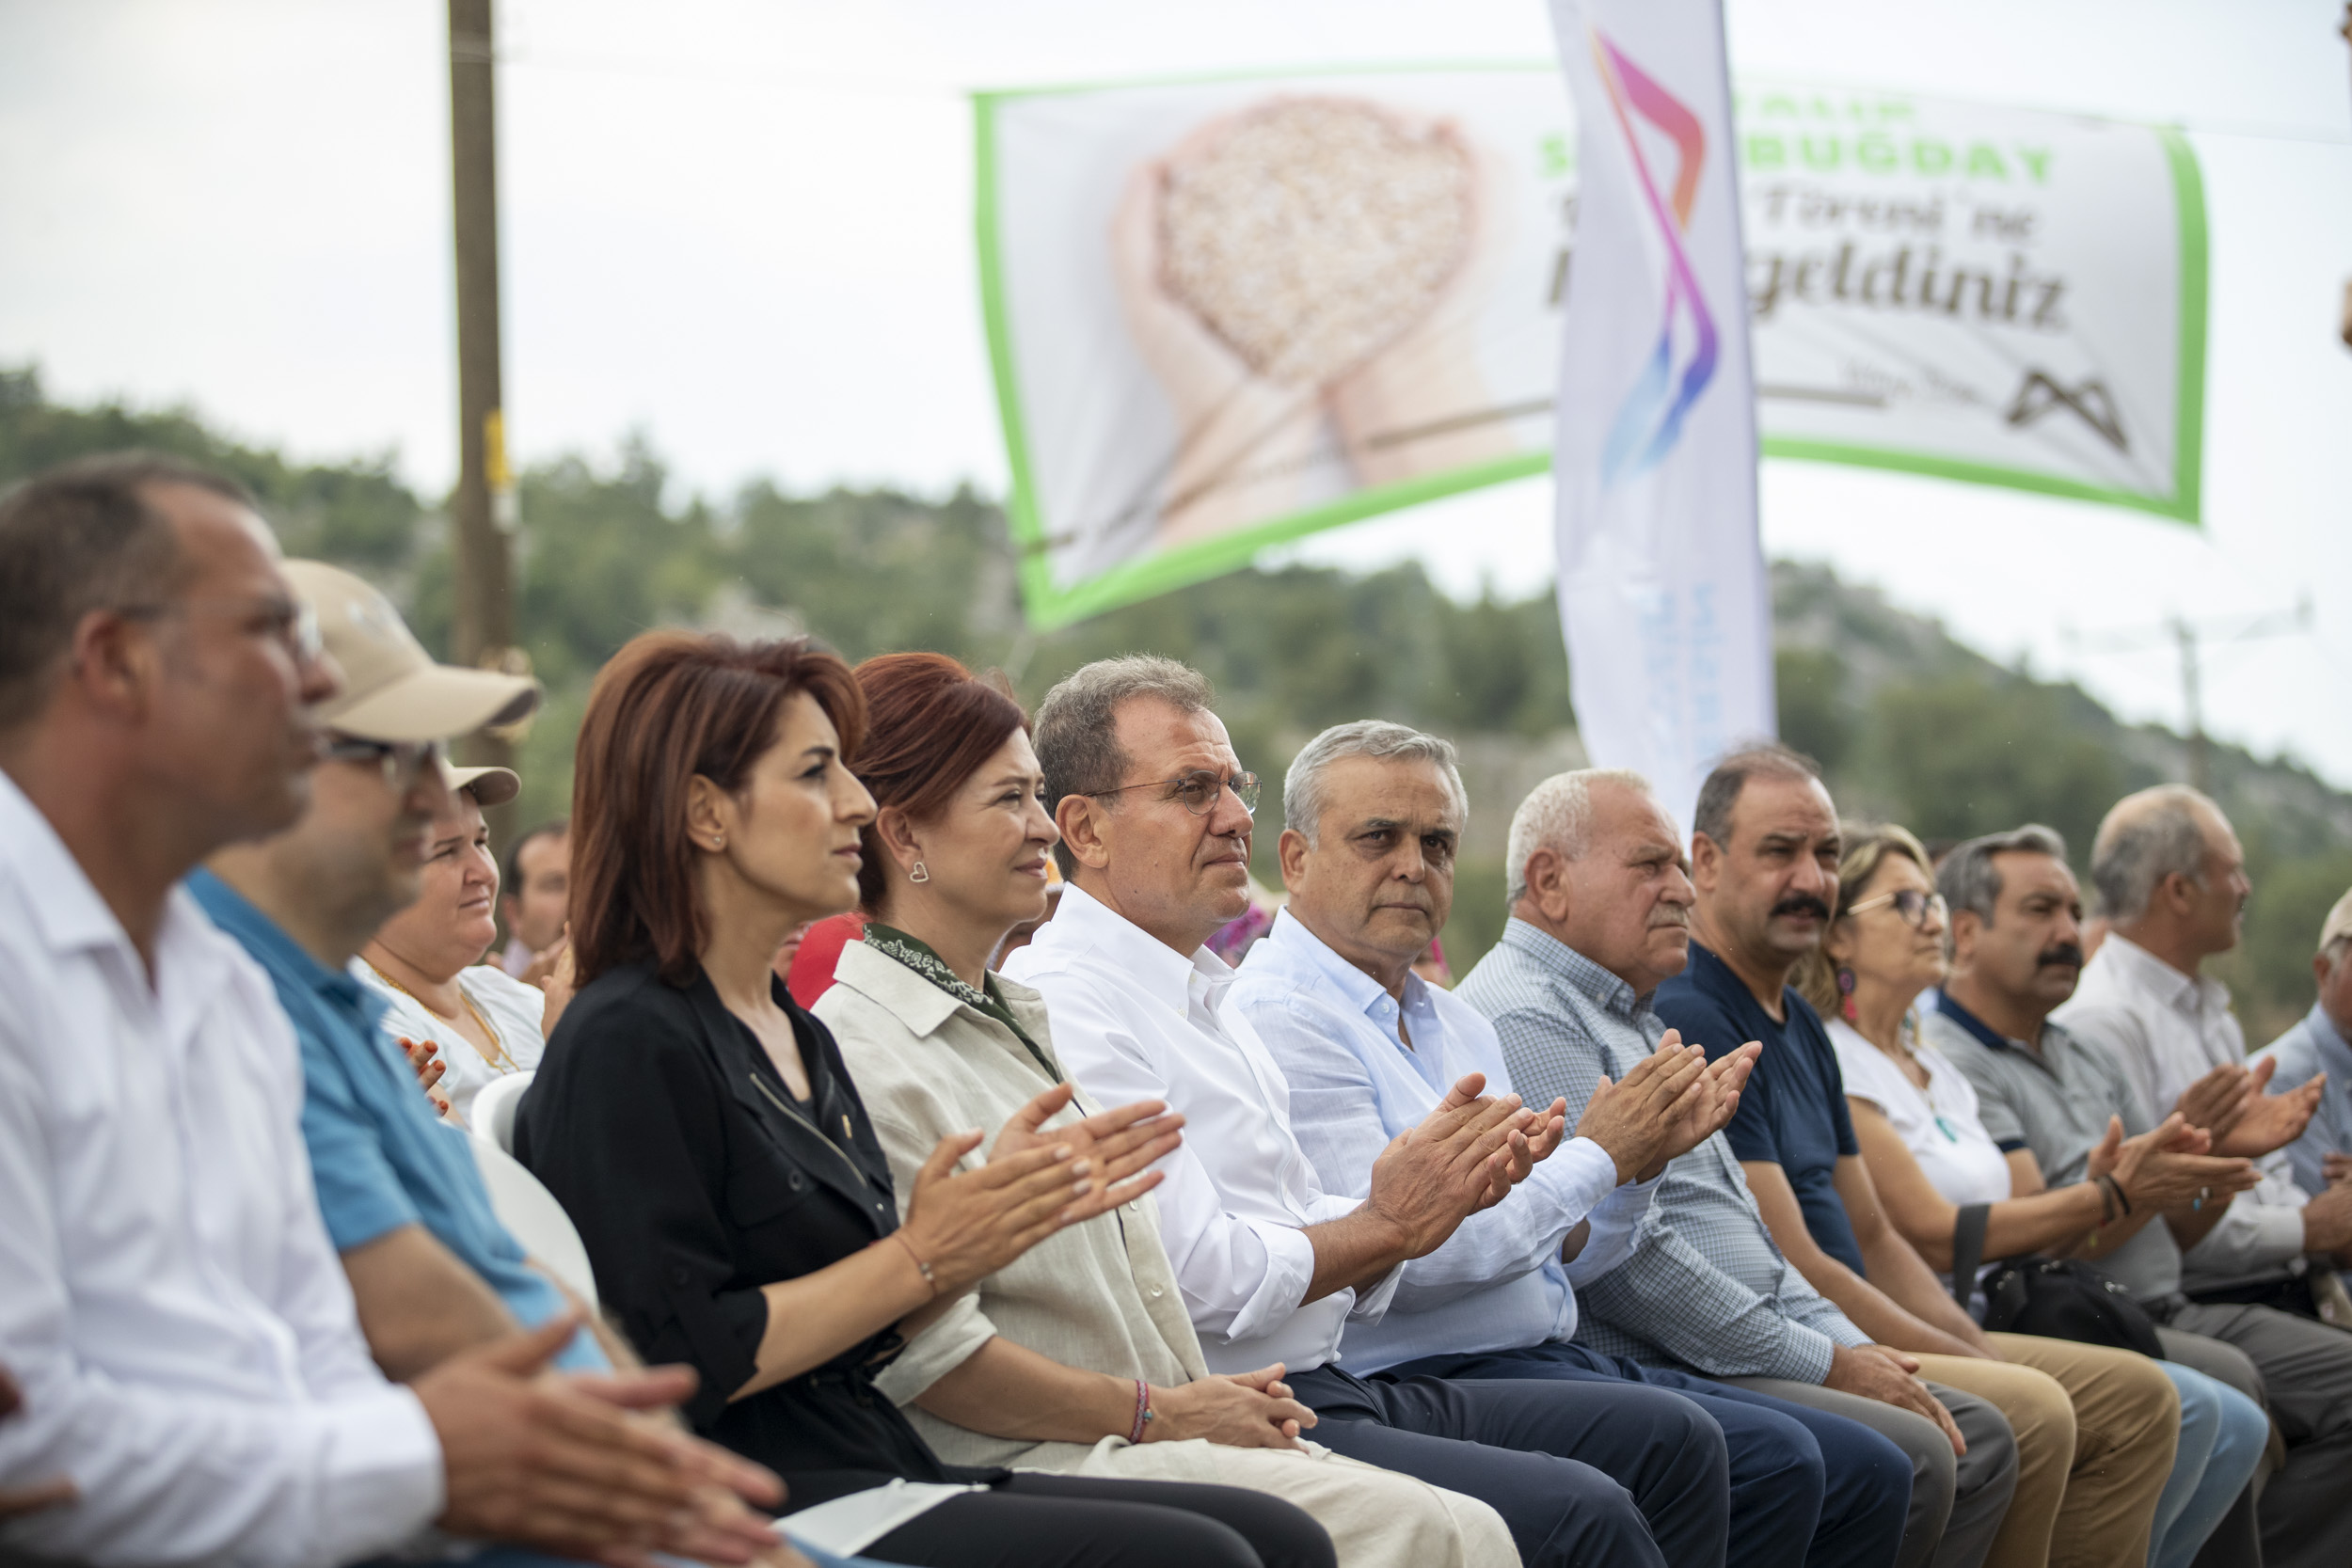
top-left (116, 594), bottom-right (325, 665)
top-left (1846, 888), bottom-right (1947, 928)
top-left (324, 735), bottom-right (446, 790)
top-left (1092, 768), bottom-right (1261, 817)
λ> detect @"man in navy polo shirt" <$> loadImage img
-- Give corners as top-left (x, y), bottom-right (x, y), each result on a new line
top-left (1660, 745), bottom-right (2178, 1568)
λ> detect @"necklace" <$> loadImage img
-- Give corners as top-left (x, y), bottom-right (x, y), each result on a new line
top-left (365, 959), bottom-right (521, 1074)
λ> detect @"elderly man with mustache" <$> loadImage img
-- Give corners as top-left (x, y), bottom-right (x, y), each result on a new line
top-left (1931, 823), bottom-right (2352, 1568)
top-left (1231, 724), bottom-right (1923, 1568)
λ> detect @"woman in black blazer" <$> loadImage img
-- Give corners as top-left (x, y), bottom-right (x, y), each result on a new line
top-left (516, 631), bottom-right (1332, 1568)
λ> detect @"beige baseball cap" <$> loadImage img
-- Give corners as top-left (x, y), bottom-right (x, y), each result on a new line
top-left (448, 765), bottom-right (520, 808)
top-left (2321, 889), bottom-right (2352, 953)
top-left (285, 561), bottom-right (539, 743)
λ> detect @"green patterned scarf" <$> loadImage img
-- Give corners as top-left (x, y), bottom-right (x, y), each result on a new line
top-left (863, 923), bottom-right (1058, 1082)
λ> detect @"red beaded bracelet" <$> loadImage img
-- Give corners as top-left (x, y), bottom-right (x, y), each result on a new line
top-left (1129, 1378), bottom-right (1155, 1445)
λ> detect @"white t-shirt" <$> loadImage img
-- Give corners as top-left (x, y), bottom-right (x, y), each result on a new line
top-left (350, 960), bottom-right (548, 1126)
top-left (1827, 1017), bottom-right (2012, 1207)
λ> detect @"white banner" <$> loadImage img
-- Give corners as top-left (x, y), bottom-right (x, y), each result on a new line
top-left (974, 66), bottom-right (2204, 631)
top-left (1549, 0), bottom-right (1770, 830)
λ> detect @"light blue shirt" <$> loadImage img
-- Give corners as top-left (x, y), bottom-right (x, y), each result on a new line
top-left (1231, 910), bottom-right (1637, 1373)
top-left (2257, 1003), bottom-right (2352, 1199)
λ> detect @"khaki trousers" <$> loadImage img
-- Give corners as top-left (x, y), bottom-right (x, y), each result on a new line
top-left (1916, 1335), bottom-right (2180, 1568)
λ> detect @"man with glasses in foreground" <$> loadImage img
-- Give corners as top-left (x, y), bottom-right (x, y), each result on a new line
top-left (0, 455), bottom-right (784, 1568)
top-left (1005, 656), bottom-right (1744, 1568)
top-left (192, 561), bottom-right (823, 1567)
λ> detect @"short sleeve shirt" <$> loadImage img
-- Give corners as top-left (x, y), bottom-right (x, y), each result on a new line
top-left (189, 871), bottom-right (605, 1371)
top-left (1827, 1019), bottom-right (2011, 1207)
top-left (1656, 942), bottom-right (1865, 1274)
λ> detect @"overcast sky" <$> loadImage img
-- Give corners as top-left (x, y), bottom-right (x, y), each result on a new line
top-left (2, 0), bottom-right (2345, 784)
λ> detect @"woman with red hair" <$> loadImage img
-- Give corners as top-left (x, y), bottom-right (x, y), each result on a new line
top-left (816, 653), bottom-right (1515, 1568)
top-left (516, 631), bottom-right (1335, 1568)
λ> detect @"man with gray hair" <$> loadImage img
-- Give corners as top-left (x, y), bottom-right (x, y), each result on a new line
top-left (1008, 661), bottom-right (1746, 1568)
top-left (2254, 889), bottom-right (2352, 1199)
top-left (1234, 726), bottom-right (1915, 1568)
top-left (1463, 763), bottom-right (2017, 1568)
top-left (1931, 823), bottom-right (2352, 1568)
top-left (2056, 785), bottom-right (2345, 1307)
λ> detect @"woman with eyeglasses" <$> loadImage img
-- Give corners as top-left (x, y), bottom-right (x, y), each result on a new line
top-left (353, 764), bottom-right (552, 1126)
top-left (814, 653), bottom-right (1514, 1568)
top-left (516, 631), bottom-right (1340, 1568)
top-left (1796, 827), bottom-right (2266, 1568)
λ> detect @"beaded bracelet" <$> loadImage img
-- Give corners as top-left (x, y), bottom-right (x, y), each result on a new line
top-left (889, 1231), bottom-right (937, 1297)
top-left (1129, 1378), bottom-right (1156, 1445)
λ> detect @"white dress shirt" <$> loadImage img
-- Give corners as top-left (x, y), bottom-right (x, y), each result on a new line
top-left (2057, 933), bottom-right (2310, 1285)
top-left (0, 773), bottom-right (442, 1568)
top-left (1232, 911), bottom-right (1639, 1372)
top-left (1001, 884), bottom-right (1401, 1375)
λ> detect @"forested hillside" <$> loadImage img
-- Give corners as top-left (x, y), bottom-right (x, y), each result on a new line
top-left (6, 368), bottom-right (2343, 1037)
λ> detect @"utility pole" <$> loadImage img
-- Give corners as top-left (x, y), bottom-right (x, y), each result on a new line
top-left (2065, 599), bottom-right (2314, 794)
top-left (448, 0), bottom-right (522, 812)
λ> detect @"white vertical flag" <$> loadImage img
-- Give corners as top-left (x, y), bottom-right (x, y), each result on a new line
top-left (1549, 0), bottom-right (1772, 832)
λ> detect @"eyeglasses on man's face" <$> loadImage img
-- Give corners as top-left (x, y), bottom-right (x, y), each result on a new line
top-left (323, 735), bottom-right (446, 791)
top-left (1092, 768), bottom-right (1261, 818)
top-left (1845, 887), bottom-right (1947, 928)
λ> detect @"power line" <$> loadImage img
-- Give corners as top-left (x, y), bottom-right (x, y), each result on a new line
top-left (2062, 599), bottom-right (2316, 792)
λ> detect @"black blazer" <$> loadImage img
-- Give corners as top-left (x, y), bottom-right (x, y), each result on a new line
top-left (515, 958), bottom-right (1000, 1509)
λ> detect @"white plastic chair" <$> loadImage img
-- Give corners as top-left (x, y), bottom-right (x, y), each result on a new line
top-left (469, 1133), bottom-right (600, 1308)
top-left (472, 1069), bottom-right (533, 1155)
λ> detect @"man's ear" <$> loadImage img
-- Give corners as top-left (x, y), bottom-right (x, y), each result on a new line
top-left (1525, 846), bottom-right (1573, 925)
top-left (1056, 794), bottom-right (1114, 871)
top-left (1276, 827), bottom-right (1312, 892)
top-left (1689, 831), bottom-right (1724, 893)
top-left (1947, 908), bottom-right (1983, 969)
top-left (68, 609), bottom-right (163, 723)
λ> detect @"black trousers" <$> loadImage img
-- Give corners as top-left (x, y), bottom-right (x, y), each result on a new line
top-left (864, 1472), bottom-right (1335, 1568)
top-left (1289, 1361), bottom-right (1728, 1568)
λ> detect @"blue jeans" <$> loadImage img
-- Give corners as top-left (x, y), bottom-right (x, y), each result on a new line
top-left (2148, 1361), bottom-right (2267, 1568)
top-left (1384, 1341), bottom-right (1911, 1568)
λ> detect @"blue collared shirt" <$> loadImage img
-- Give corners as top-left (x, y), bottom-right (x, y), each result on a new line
top-left (2257, 1003), bottom-right (2352, 1200)
top-left (1456, 919), bottom-right (1870, 1384)
top-left (1231, 910), bottom-right (1634, 1372)
top-left (188, 871), bottom-right (604, 1371)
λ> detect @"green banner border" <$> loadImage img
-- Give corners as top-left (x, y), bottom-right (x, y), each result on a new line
top-left (976, 72), bottom-right (2209, 630)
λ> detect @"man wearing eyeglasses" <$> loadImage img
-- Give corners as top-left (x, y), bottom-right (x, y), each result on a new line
top-left (189, 562), bottom-right (818, 1568)
top-left (1005, 656), bottom-right (1742, 1568)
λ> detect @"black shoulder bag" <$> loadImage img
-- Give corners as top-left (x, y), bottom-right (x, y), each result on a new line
top-left (1950, 1202), bottom-right (2165, 1359)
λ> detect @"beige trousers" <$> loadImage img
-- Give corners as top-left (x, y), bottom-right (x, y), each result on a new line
top-left (1916, 1335), bottom-right (2180, 1568)
top-left (1019, 1433), bottom-right (1522, 1568)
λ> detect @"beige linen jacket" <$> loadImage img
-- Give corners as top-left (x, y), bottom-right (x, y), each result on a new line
top-left (817, 938), bottom-right (1208, 1465)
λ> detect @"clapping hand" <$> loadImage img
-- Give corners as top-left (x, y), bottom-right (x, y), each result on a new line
top-left (1361, 1073), bottom-right (1538, 1257)
top-left (398, 1035), bottom-right (454, 1120)
top-left (1574, 1034), bottom-right (1717, 1185)
top-left (1645, 1039), bottom-right (1759, 1180)
top-left (993, 1082), bottom-right (1185, 1226)
top-left (2210, 1059), bottom-right (2325, 1158)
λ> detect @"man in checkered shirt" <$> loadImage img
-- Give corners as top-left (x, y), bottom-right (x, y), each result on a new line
top-left (1457, 768), bottom-right (2019, 1568)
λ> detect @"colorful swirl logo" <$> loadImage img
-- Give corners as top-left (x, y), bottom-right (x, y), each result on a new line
top-left (1591, 28), bottom-right (1720, 488)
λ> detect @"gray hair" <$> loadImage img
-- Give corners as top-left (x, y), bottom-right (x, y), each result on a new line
top-left (1283, 721), bottom-right (1466, 847)
top-left (1032, 655), bottom-right (1215, 877)
top-left (2090, 785), bottom-right (2217, 921)
top-left (0, 451), bottom-right (251, 731)
top-left (1936, 824), bottom-right (2071, 927)
top-left (1692, 741), bottom-right (1821, 849)
top-left (1505, 768), bottom-right (1652, 905)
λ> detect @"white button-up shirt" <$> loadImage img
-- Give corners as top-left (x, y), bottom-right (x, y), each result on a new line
top-left (1002, 884), bottom-right (1400, 1375)
top-left (0, 773), bottom-right (442, 1567)
top-left (2057, 932), bottom-right (2310, 1284)
top-left (1231, 911), bottom-right (1641, 1372)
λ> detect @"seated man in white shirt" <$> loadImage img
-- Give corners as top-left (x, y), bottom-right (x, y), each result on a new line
top-left (1001, 657), bottom-right (1738, 1568)
top-left (1233, 721), bottom-right (1915, 1568)
top-left (2057, 784), bottom-right (2352, 1311)
top-left (0, 453), bottom-right (803, 1568)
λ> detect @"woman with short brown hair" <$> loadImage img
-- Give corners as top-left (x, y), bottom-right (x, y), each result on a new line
top-left (517, 631), bottom-right (1335, 1568)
